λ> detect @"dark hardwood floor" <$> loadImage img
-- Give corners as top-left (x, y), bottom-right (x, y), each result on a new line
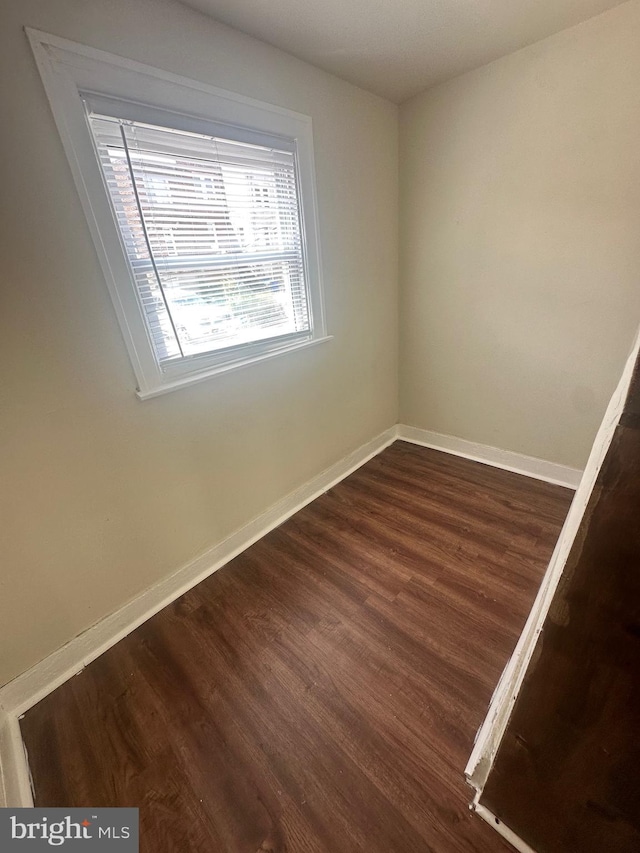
top-left (21, 441), bottom-right (573, 853)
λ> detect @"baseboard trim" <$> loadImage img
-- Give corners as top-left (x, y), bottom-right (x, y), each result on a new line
top-left (397, 425), bottom-right (582, 490)
top-left (0, 421), bottom-right (587, 810)
top-left (0, 426), bottom-right (396, 806)
top-left (0, 713), bottom-right (32, 808)
top-left (473, 801), bottom-right (538, 853)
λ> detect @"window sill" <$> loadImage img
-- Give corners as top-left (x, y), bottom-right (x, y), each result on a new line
top-left (136, 335), bottom-right (333, 400)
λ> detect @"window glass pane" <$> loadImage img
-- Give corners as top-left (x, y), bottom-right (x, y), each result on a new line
top-left (89, 115), bottom-right (311, 364)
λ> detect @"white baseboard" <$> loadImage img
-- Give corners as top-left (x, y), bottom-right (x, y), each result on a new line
top-left (0, 419), bottom-right (589, 811)
top-left (0, 426), bottom-right (396, 806)
top-left (0, 713), bottom-right (32, 808)
top-left (473, 800), bottom-right (538, 853)
top-left (397, 425), bottom-right (582, 489)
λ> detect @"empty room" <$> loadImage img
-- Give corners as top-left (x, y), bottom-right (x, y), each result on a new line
top-left (1, 1), bottom-right (639, 851)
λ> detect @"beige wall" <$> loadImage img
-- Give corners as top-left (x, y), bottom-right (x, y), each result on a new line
top-left (0, 0), bottom-right (398, 686)
top-left (5, 0), bottom-right (640, 689)
top-left (399, 1), bottom-right (640, 470)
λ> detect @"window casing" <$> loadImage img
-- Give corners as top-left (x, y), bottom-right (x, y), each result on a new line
top-left (28, 29), bottom-right (328, 398)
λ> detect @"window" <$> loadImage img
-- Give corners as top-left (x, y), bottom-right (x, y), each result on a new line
top-left (87, 100), bottom-right (314, 369)
top-left (28, 30), bottom-right (328, 398)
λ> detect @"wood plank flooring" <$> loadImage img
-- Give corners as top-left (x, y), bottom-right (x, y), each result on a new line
top-left (21, 441), bottom-right (573, 853)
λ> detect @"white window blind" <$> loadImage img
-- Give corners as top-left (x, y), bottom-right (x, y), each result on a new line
top-left (86, 106), bottom-right (312, 366)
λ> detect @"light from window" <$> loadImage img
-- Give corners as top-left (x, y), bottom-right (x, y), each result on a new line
top-left (88, 112), bottom-right (312, 367)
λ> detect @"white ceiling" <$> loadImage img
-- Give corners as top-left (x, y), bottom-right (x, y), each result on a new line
top-left (178, 0), bottom-right (628, 102)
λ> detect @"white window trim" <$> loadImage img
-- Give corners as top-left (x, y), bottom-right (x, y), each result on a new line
top-left (27, 28), bottom-right (329, 399)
